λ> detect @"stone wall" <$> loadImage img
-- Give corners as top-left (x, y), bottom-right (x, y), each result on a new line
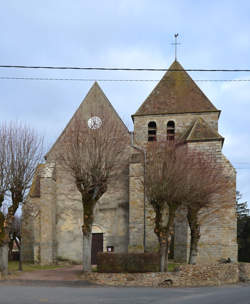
top-left (174, 207), bottom-right (190, 262)
top-left (39, 162), bottom-right (57, 265)
top-left (128, 151), bottom-right (144, 253)
top-left (22, 81), bottom-right (131, 264)
top-left (187, 141), bottom-right (237, 263)
top-left (82, 263), bottom-right (239, 287)
top-left (133, 112), bottom-right (219, 145)
top-left (239, 263), bottom-right (250, 282)
top-left (21, 81), bottom-right (236, 266)
top-left (23, 158), bottom-right (130, 264)
top-left (2, 263), bottom-right (249, 285)
top-left (38, 162), bottom-right (130, 264)
top-left (21, 201), bottom-right (36, 263)
top-left (129, 111), bottom-right (237, 264)
top-left (21, 164), bottom-right (44, 263)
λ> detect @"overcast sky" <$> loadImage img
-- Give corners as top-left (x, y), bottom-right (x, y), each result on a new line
top-left (1, 0), bottom-right (250, 207)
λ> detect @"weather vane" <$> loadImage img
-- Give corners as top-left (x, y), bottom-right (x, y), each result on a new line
top-left (171, 33), bottom-right (180, 61)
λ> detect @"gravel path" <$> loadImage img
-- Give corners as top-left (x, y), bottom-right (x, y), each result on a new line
top-left (0, 265), bottom-right (98, 287)
top-left (9, 265), bottom-right (83, 281)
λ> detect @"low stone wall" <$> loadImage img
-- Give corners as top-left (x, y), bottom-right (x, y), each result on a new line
top-left (239, 263), bottom-right (250, 282)
top-left (82, 263), bottom-right (239, 287)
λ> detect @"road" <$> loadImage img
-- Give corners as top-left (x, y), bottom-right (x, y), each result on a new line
top-left (0, 284), bottom-right (250, 304)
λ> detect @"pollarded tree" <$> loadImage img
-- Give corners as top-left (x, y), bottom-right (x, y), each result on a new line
top-left (58, 109), bottom-right (129, 272)
top-left (183, 152), bottom-right (228, 264)
top-left (145, 141), bottom-right (192, 272)
top-left (0, 122), bottom-right (43, 275)
top-left (0, 124), bottom-right (9, 275)
top-left (145, 141), bottom-right (227, 271)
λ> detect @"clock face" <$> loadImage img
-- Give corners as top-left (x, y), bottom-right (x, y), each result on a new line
top-left (88, 116), bottom-right (102, 129)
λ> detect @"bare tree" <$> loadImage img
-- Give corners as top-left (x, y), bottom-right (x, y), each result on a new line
top-left (145, 141), bottom-right (227, 271)
top-left (145, 141), bottom-right (191, 272)
top-left (0, 124), bottom-right (9, 275)
top-left (236, 191), bottom-right (249, 220)
top-left (0, 122), bottom-right (43, 276)
top-left (58, 110), bottom-right (128, 272)
top-left (183, 151), bottom-right (227, 264)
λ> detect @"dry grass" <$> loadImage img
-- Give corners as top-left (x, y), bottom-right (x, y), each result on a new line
top-left (8, 261), bottom-right (66, 272)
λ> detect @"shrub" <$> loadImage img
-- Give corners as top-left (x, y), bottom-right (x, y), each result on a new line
top-left (97, 253), bottom-right (160, 273)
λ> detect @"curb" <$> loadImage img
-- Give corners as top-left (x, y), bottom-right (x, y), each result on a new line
top-left (0, 279), bottom-right (99, 287)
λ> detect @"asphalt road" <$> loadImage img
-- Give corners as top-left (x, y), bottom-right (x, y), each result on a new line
top-left (0, 284), bottom-right (250, 304)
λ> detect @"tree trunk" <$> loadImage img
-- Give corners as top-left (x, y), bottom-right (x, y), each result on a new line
top-left (187, 209), bottom-right (200, 265)
top-left (0, 244), bottom-right (9, 276)
top-left (82, 232), bottom-right (92, 272)
top-left (189, 232), bottom-right (200, 264)
top-left (81, 198), bottom-right (95, 272)
top-left (164, 240), bottom-right (170, 272)
top-left (18, 238), bottom-right (23, 271)
top-left (163, 209), bottom-right (175, 272)
top-left (160, 242), bottom-right (167, 272)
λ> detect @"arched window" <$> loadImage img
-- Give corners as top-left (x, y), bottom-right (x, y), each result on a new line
top-left (148, 121), bottom-right (157, 141)
top-left (167, 121), bottom-right (175, 140)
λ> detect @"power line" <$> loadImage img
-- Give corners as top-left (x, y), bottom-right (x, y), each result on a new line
top-left (1, 65), bottom-right (250, 72)
top-left (236, 168), bottom-right (250, 170)
top-left (2, 77), bottom-right (157, 82)
top-left (1, 76), bottom-right (250, 82)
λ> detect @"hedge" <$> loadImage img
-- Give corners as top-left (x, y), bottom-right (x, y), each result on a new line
top-left (97, 252), bottom-right (160, 273)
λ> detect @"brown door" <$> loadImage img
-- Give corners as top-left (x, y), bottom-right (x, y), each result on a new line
top-left (91, 233), bottom-right (103, 265)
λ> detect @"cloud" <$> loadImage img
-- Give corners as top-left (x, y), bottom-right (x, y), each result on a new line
top-left (198, 75), bottom-right (250, 204)
top-left (1, 0), bottom-right (250, 205)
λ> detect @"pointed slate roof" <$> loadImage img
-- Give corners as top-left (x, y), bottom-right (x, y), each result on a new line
top-left (180, 117), bottom-right (224, 144)
top-left (45, 82), bottom-right (129, 160)
top-left (133, 61), bottom-right (220, 117)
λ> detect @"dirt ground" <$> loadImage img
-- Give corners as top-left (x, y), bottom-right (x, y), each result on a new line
top-left (7, 265), bottom-right (84, 281)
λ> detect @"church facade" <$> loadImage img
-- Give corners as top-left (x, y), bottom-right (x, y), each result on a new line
top-left (22, 61), bottom-right (238, 265)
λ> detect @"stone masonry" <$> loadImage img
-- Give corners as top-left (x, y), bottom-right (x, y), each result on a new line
top-left (22, 60), bottom-right (237, 265)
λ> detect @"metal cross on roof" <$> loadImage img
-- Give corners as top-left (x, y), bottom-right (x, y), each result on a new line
top-left (171, 33), bottom-right (181, 61)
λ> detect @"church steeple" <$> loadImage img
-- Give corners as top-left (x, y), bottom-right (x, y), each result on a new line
top-left (133, 61), bottom-right (220, 118)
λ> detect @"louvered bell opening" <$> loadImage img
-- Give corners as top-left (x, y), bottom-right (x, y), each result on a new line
top-left (148, 121), bottom-right (157, 142)
top-left (167, 121), bottom-right (175, 141)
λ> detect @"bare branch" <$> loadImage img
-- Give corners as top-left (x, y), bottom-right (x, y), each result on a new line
top-left (0, 121), bottom-right (43, 275)
top-left (56, 105), bottom-right (129, 271)
top-left (144, 140), bottom-right (228, 270)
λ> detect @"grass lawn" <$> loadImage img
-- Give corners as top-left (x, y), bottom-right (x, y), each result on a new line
top-left (8, 261), bottom-right (66, 272)
top-left (8, 261), bottom-right (178, 273)
top-left (168, 262), bottom-right (177, 272)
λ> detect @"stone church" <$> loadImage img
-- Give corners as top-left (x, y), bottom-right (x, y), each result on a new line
top-left (22, 60), bottom-right (237, 265)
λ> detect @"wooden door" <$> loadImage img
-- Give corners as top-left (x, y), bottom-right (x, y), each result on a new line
top-left (91, 233), bottom-right (103, 265)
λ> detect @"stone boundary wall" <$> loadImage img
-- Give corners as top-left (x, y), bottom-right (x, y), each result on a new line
top-left (1, 263), bottom-right (248, 286)
top-left (239, 263), bottom-right (250, 282)
top-left (83, 263), bottom-right (239, 287)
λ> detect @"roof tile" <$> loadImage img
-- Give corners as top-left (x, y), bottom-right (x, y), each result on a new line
top-left (180, 117), bottom-right (224, 143)
top-left (133, 61), bottom-right (219, 116)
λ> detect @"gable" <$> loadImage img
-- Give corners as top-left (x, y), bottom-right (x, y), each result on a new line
top-left (45, 82), bottom-right (130, 160)
top-left (133, 61), bottom-right (220, 117)
top-left (180, 117), bottom-right (224, 144)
